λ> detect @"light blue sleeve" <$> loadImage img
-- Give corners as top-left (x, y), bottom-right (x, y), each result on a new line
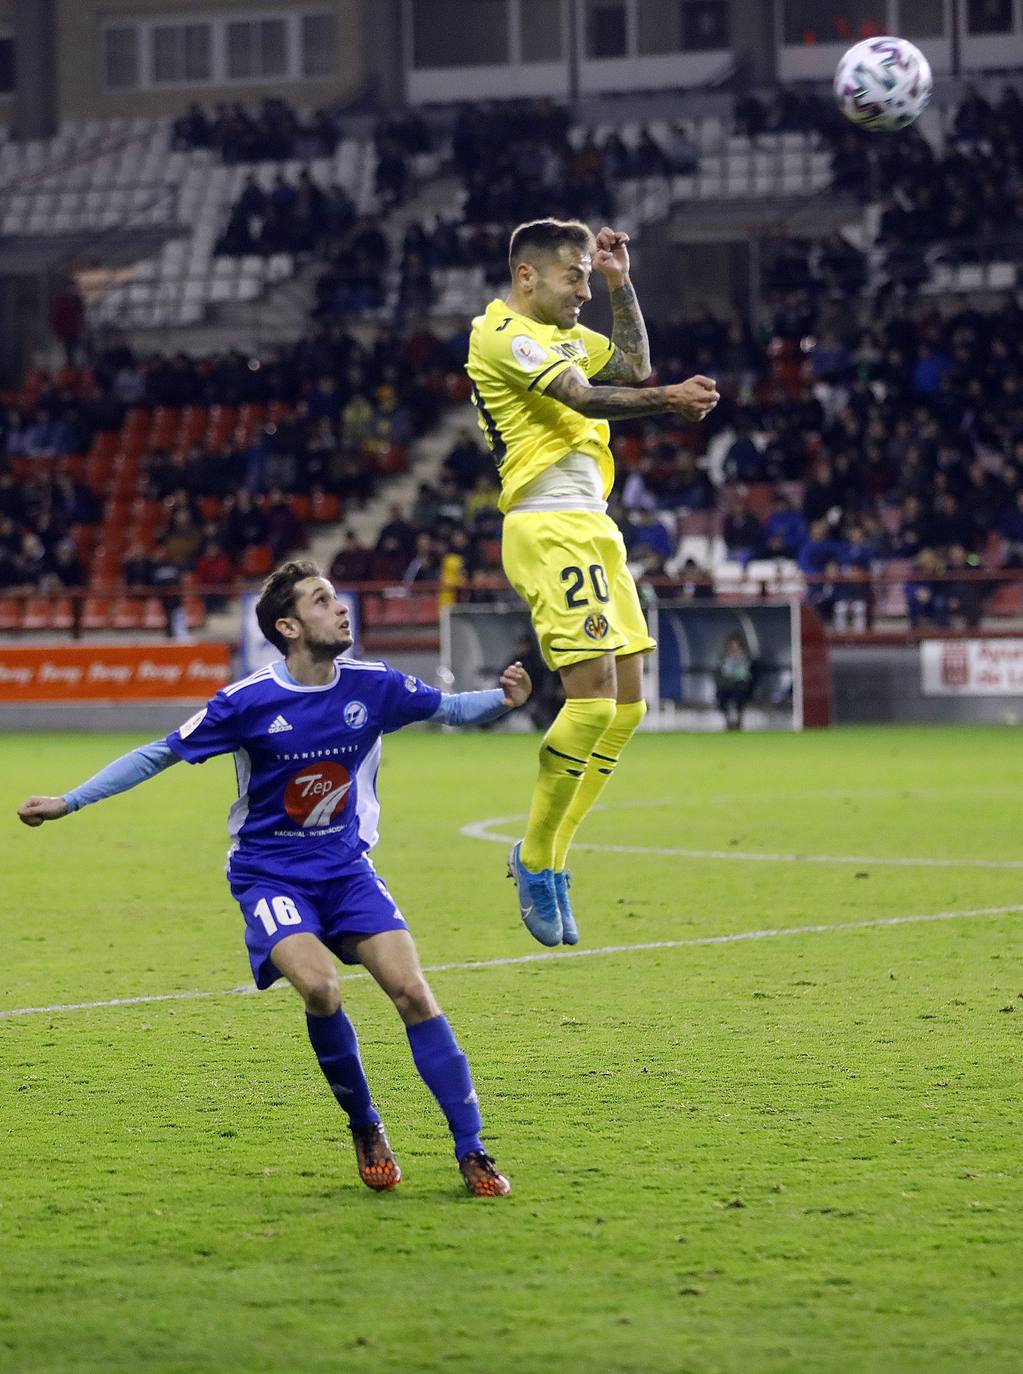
top-left (64, 740), bottom-right (180, 813)
top-left (430, 688), bottom-right (510, 728)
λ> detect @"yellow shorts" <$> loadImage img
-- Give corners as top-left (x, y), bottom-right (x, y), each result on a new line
top-left (502, 510), bottom-right (656, 671)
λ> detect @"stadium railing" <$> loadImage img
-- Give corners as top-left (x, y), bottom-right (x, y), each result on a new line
top-left (1, 571), bottom-right (1021, 648)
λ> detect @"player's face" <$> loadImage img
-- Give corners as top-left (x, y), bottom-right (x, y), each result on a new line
top-left (288, 577), bottom-right (353, 658)
top-left (532, 248), bottom-right (593, 328)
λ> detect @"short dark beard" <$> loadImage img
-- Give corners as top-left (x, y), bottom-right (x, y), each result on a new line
top-left (301, 621), bottom-right (352, 661)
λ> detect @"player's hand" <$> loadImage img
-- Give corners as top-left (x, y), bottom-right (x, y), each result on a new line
top-left (499, 661), bottom-right (532, 708)
top-left (18, 796), bottom-right (69, 827)
top-left (665, 375), bottom-right (720, 422)
top-left (593, 226), bottom-right (631, 284)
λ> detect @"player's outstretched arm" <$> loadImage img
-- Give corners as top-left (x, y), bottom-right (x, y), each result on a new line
top-left (431, 663), bottom-right (532, 729)
top-left (18, 796), bottom-right (69, 827)
top-left (17, 740), bottom-right (179, 828)
top-left (591, 227), bottom-right (651, 384)
top-left (546, 365), bottom-right (719, 423)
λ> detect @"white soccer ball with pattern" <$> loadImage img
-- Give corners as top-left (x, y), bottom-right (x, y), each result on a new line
top-left (834, 36), bottom-right (932, 132)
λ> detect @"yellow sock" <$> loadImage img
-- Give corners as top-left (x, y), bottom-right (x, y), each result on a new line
top-left (553, 700), bottom-right (647, 870)
top-left (520, 697), bottom-right (617, 871)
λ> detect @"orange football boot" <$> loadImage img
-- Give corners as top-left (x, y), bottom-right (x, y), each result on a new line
top-left (458, 1151), bottom-right (511, 1197)
top-left (351, 1121), bottom-right (401, 1191)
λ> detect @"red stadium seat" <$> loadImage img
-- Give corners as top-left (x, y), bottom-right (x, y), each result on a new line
top-left (290, 493), bottom-right (312, 523)
top-left (88, 432), bottom-right (117, 461)
top-left (184, 594), bottom-right (206, 629)
top-left (122, 408), bottom-right (151, 438)
top-left (21, 597), bottom-right (52, 630)
top-left (310, 491), bottom-right (341, 523)
top-left (988, 582), bottom-right (1023, 617)
top-left (110, 596), bottom-right (143, 629)
top-left (0, 596), bottom-right (23, 631)
top-left (81, 596), bottom-right (111, 630)
top-left (240, 543), bottom-right (274, 576)
top-left (51, 597), bottom-right (75, 631)
top-left (410, 593), bottom-right (439, 625)
top-left (143, 596), bottom-right (168, 631)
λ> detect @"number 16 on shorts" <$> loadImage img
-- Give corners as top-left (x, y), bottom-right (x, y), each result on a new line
top-left (253, 894), bottom-right (304, 935)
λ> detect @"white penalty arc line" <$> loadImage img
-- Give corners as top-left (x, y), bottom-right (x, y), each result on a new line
top-left (460, 814), bottom-right (1023, 871)
top-left (2, 903), bottom-right (1022, 1022)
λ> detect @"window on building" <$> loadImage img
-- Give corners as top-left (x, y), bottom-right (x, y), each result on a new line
top-left (301, 12), bottom-right (338, 77)
top-left (586, 0), bottom-right (628, 57)
top-left (0, 36), bottom-right (14, 94)
top-left (411, 0), bottom-right (510, 67)
top-left (638, 0), bottom-right (683, 53)
top-left (682, 1), bottom-right (729, 48)
top-left (152, 23), bottom-right (212, 85)
top-left (782, 0), bottom-right (887, 44)
top-left (966, 0), bottom-right (1013, 33)
top-left (226, 18), bottom-right (289, 80)
top-left (103, 26), bottom-right (140, 91)
top-left (896, 0), bottom-right (945, 37)
top-left (521, 0), bottom-right (563, 61)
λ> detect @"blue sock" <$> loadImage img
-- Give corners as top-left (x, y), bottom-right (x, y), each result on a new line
top-left (406, 1015), bottom-right (484, 1159)
top-left (305, 1010), bottom-right (379, 1130)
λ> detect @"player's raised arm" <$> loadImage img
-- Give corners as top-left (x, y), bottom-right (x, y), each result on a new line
top-left (590, 227), bottom-right (651, 384)
top-left (545, 365), bottom-right (719, 423)
top-left (429, 662), bottom-right (533, 729)
top-left (17, 739), bottom-right (180, 827)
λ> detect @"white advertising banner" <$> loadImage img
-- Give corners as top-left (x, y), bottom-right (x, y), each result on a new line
top-left (921, 639), bottom-right (1023, 695)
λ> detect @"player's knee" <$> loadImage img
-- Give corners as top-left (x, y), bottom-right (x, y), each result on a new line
top-left (390, 974), bottom-right (438, 1024)
top-left (301, 971), bottom-right (341, 1017)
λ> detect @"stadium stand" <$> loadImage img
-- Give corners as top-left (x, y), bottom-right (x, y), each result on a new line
top-left (2, 85), bottom-right (1022, 645)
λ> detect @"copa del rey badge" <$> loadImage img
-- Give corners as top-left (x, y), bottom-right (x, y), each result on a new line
top-left (511, 335), bottom-right (550, 372)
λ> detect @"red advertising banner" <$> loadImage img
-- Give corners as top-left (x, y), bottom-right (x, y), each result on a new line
top-left (0, 644), bottom-right (231, 703)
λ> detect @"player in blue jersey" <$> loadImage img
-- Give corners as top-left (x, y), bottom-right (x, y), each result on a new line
top-left (18, 560), bottom-right (530, 1198)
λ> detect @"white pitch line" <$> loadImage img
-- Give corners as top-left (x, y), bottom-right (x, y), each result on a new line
top-left (460, 814), bottom-right (1023, 870)
top-left (2, 903), bottom-right (1021, 1022)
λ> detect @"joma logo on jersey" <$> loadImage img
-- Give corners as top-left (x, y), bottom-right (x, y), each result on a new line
top-left (283, 761), bottom-right (352, 827)
top-left (584, 613), bottom-right (609, 640)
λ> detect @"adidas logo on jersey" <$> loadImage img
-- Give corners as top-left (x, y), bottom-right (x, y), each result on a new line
top-left (267, 714), bottom-right (293, 734)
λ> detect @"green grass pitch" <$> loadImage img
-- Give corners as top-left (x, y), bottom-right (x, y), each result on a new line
top-left (3, 725), bottom-right (1022, 1374)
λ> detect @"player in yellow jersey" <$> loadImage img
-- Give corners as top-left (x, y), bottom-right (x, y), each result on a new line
top-left (466, 217), bottom-right (719, 947)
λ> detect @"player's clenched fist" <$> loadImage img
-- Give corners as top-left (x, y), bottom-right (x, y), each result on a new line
top-left (666, 375), bottom-right (720, 422)
top-left (593, 226), bottom-right (631, 281)
top-left (17, 796), bottom-right (68, 827)
top-left (499, 661), bottom-right (533, 709)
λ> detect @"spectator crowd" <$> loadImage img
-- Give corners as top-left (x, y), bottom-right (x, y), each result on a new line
top-left (4, 87), bottom-right (1023, 638)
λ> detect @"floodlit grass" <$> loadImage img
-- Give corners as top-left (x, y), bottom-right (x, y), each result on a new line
top-left (3, 726), bottom-right (1022, 1373)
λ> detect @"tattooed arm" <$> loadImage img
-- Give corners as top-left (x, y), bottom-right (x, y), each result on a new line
top-left (596, 278), bottom-right (652, 384)
top-left (545, 366), bottom-right (719, 423)
top-left (590, 227), bottom-right (652, 384)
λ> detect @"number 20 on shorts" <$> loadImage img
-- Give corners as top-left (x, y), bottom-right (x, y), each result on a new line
top-left (561, 563), bottom-right (610, 609)
top-left (253, 895), bottom-right (303, 935)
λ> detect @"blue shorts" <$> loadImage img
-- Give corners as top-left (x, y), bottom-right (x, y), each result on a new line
top-left (227, 853), bottom-right (408, 989)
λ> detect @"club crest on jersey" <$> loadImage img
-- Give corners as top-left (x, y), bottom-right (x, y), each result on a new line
top-left (510, 335), bottom-right (550, 372)
top-left (583, 613), bottom-right (610, 641)
top-left (403, 675), bottom-right (418, 693)
top-left (343, 700), bottom-right (368, 729)
top-left (284, 761), bottom-right (352, 827)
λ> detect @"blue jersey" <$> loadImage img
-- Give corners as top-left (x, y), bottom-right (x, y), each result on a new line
top-left (166, 657), bottom-right (442, 879)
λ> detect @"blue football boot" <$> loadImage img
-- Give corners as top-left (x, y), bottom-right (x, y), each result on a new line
top-left (553, 870), bottom-right (579, 945)
top-left (507, 842), bottom-right (562, 946)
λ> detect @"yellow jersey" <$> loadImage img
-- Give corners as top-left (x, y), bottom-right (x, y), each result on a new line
top-left (465, 298), bottom-right (617, 514)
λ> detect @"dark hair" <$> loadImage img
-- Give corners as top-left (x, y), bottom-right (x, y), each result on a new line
top-left (508, 218), bottom-right (595, 275)
top-left (255, 559), bottom-right (324, 654)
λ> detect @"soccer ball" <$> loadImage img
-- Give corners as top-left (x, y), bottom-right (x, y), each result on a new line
top-left (834, 36), bottom-right (932, 132)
